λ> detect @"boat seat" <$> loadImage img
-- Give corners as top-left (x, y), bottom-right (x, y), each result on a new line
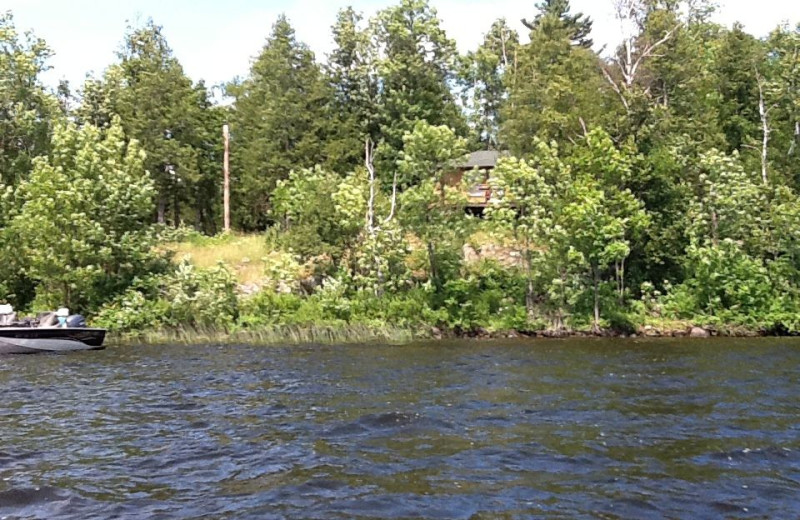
top-left (0, 312), bottom-right (17, 326)
top-left (37, 312), bottom-right (59, 328)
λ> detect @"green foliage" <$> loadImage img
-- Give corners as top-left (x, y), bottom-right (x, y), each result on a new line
top-left (272, 166), bottom-right (359, 262)
top-left (9, 118), bottom-right (163, 311)
top-left (439, 260), bottom-right (527, 331)
top-left (397, 122), bottom-right (469, 290)
top-left (715, 24), bottom-right (763, 154)
top-left (687, 149), bottom-right (766, 248)
top-left (325, 7), bottom-right (380, 171)
top-left (95, 260), bottom-right (238, 331)
top-left (351, 221), bottom-right (411, 294)
top-left (460, 19), bottom-right (519, 148)
top-left (763, 24), bottom-right (800, 187)
top-left (522, 0), bottom-right (594, 48)
top-left (663, 241), bottom-right (771, 323)
top-left (77, 21), bottom-right (218, 229)
top-left (371, 0), bottom-right (467, 168)
top-left (229, 15), bottom-right (331, 229)
top-left (0, 12), bottom-right (58, 187)
top-left (503, 2), bottom-right (610, 152)
top-left (487, 132), bottom-right (648, 330)
top-left (5, 2), bottom-right (800, 338)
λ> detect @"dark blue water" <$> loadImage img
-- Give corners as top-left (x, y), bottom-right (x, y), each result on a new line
top-left (1, 338), bottom-right (799, 519)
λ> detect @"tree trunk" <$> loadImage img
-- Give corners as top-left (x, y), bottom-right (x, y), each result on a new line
top-left (173, 195), bottom-right (180, 228)
top-left (223, 123), bottom-right (231, 232)
top-left (427, 241), bottom-right (440, 292)
top-left (157, 197), bottom-right (166, 224)
top-left (593, 267), bottom-right (600, 334)
top-left (557, 266), bottom-right (568, 330)
top-left (757, 70), bottom-right (770, 184)
top-left (525, 249), bottom-right (535, 319)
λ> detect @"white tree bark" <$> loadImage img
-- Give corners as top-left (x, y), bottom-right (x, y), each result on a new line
top-left (757, 71), bottom-right (771, 185)
top-left (604, 0), bottom-right (678, 112)
top-left (365, 138), bottom-right (376, 232)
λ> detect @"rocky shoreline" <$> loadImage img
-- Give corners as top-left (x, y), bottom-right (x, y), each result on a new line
top-left (434, 324), bottom-right (788, 341)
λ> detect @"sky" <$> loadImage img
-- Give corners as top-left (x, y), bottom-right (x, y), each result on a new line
top-left (6, 0), bottom-right (799, 91)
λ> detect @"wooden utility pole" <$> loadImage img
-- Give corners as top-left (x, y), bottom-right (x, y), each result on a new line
top-left (223, 123), bottom-right (231, 232)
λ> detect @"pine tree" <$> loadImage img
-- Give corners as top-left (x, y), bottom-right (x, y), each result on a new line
top-left (114, 21), bottom-right (204, 226)
top-left (371, 0), bottom-right (466, 178)
top-left (462, 19), bottom-right (519, 149)
top-left (325, 7), bottom-right (380, 173)
top-left (522, 0), bottom-right (593, 48)
top-left (715, 24), bottom-right (763, 154)
top-left (229, 15), bottom-right (330, 229)
top-left (503, 3), bottom-right (610, 153)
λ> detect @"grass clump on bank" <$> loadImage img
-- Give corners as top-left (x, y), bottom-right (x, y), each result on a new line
top-left (110, 323), bottom-right (416, 346)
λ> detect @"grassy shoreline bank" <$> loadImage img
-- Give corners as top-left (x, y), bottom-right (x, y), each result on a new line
top-left (107, 321), bottom-right (786, 346)
top-left (108, 323), bottom-right (418, 346)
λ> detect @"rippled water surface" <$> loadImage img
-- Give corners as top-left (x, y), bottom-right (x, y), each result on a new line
top-left (1, 338), bottom-right (799, 519)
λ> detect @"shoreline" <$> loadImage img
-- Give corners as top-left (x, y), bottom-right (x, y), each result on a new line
top-left (106, 322), bottom-right (794, 346)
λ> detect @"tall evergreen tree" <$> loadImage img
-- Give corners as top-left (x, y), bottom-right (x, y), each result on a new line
top-left (229, 15), bottom-right (330, 229)
top-left (78, 21), bottom-right (208, 226)
top-left (115, 21), bottom-right (203, 225)
top-left (522, 0), bottom-right (593, 48)
top-left (371, 0), bottom-right (466, 178)
top-left (503, 2), bottom-right (609, 153)
top-left (764, 24), bottom-right (800, 187)
top-left (186, 82), bottom-right (227, 234)
top-left (462, 19), bottom-right (519, 149)
top-left (325, 7), bottom-right (380, 173)
top-left (715, 24), bottom-right (763, 154)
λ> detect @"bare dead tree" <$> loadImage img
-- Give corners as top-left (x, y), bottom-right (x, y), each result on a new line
top-left (365, 137), bottom-right (376, 232)
top-left (756, 69), bottom-right (776, 185)
top-left (602, 0), bottom-right (679, 113)
top-left (578, 116), bottom-right (590, 139)
top-left (363, 137), bottom-right (399, 296)
top-left (385, 170), bottom-right (398, 223)
top-left (602, 67), bottom-right (631, 114)
top-left (364, 137), bottom-right (398, 231)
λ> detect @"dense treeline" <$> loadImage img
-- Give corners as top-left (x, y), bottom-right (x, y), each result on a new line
top-left (1, 1), bottom-right (799, 337)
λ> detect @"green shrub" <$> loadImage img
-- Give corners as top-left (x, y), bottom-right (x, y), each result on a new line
top-left (663, 241), bottom-right (773, 323)
top-left (238, 290), bottom-right (304, 327)
top-left (95, 260), bottom-right (238, 332)
top-left (438, 260), bottom-right (527, 331)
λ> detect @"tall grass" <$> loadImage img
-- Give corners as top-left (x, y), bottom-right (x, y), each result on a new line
top-left (109, 323), bottom-right (418, 346)
top-left (165, 234), bottom-right (269, 285)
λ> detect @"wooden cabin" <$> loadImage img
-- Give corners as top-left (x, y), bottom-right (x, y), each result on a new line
top-left (443, 150), bottom-right (505, 214)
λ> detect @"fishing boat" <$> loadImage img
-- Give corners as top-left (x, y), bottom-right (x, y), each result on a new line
top-left (0, 306), bottom-right (106, 354)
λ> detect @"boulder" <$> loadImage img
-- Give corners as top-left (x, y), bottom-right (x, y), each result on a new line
top-left (689, 326), bottom-right (710, 338)
top-left (430, 326), bottom-right (443, 340)
top-left (642, 325), bottom-right (661, 337)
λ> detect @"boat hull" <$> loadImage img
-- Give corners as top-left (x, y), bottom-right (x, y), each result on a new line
top-left (0, 328), bottom-right (106, 354)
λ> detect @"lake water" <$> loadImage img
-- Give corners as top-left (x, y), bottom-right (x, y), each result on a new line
top-left (1, 338), bottom-right (799, 519)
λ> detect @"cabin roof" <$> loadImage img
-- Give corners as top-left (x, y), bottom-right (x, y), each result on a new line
top-left (459, 150), bottom-right (506, 169)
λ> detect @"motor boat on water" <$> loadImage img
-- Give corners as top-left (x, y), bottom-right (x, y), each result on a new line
top-left (0, 305), bottom-right (106, 354)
